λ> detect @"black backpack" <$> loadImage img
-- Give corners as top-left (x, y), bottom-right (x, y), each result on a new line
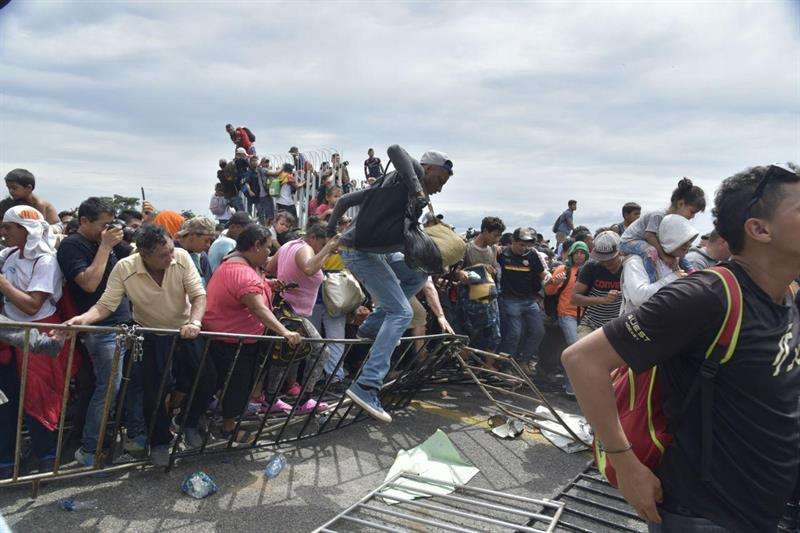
top-left (353, 175), bottom-right (407, 249)
top-left (552, 213), bottom-right (563, 234)
top-left (242, 127), bottom-right (256, 142)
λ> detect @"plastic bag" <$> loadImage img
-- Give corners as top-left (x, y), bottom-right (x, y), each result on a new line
top-left (322, 270), bottom-right (364, 317)
top-left (181, 471), bottom-right (218, 499)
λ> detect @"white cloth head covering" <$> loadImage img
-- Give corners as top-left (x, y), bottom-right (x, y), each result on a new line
top-left (658, 214), bottom-right (699, 254)
top-left (3, 205), bottom-right (57, 259)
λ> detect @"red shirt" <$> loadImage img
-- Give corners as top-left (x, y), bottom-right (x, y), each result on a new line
top-left (315, 203), bottom-right (332, 216)
top-left (203, 259), bottom-right (272, 343)
top-left (235, 128), bottom-right (252, 151)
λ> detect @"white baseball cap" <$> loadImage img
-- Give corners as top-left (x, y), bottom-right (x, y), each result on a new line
top-left (420, 151), bottom-right (453, 175)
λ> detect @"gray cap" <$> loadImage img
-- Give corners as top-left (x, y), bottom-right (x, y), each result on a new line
top-left (420, 151), bottom-right (453, 175)
top-left (590, 230), bottom-right (621, 261)
top-left (177, 216), bottom-right (216, 237)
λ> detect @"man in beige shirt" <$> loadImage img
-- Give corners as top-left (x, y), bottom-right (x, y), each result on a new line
top-left (67, 225), bottom-right (215, 466)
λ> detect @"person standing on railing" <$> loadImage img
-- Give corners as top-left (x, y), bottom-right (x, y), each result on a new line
top-left (66, 225), bottom-right (215, 467)
top-left (56, 197), bottom-right (143, 466)
top-left (326, 145), bottom-right (453, 424)
top-left (0, 206), bottom-right (71, 477)
top-left (275, 163), bottom-right (301, 220)
top-left (363, 148), bottom-right (383, 185)
top-left (203, 224), bottom-right (301, 443)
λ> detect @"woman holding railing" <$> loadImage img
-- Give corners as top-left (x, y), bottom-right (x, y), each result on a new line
top-left (203, 224), bottom-right (301, 443)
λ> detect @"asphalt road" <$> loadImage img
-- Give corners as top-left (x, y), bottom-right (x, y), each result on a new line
top-left (1, 385), bottom-right (599, 532)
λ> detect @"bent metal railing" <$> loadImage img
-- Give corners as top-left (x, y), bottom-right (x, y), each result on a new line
top-left (0, 320), bottom-right (463, 496)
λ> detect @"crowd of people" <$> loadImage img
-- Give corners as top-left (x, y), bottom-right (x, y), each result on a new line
top-left (0, 133), bottom-right (798, 531)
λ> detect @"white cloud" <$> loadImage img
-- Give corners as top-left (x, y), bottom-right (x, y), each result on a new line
top-left (0, 0), bottom-right (797, 236)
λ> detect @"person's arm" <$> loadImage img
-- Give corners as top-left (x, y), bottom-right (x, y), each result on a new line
top-left (386, 144), bottom-right (423, 196)
top-left (0, 281), bottom-right (49, 317)
top-left (294, 238), bottom-right (339, 277)
top-left (567, 212), bottom-right (574, 231)
top-left (65, 304), bottom-right (113, 326)
top-left (179, 250), bottom-right (207, 339)
top-left (42, 202), bottom-right (59, 225)
top-left (180, 294), bottom-right (206, 339)
top-left (561, 330), bottom-right (663, 523)
top-left (364, 160), bottom-right (369, 179)
top-left (240, 293), bottom-right (301, 345)
top-left (623, 258), bottom-right (678, 309)
top-left (571, 281), bottom-right (620, 307)
top-left (73, 228), bottom-right (123, 294)
top-left (326, 189), bottom-right (366, 237)
top-left (421, 277), bottom-right (454, 335)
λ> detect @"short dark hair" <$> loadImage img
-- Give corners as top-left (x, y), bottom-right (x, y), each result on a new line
top-left (229, 212), bottom-right (251, 227)
top-left (135, 225), bottom-right (170, 255)
top-left (118, 209), bottom-right (143, 224)
top-left (568, 199), bottom-right (577, 207)
top-left (622, 202), bottom-right (641, 217)
top-left (58, 210), bottom-right (75, 219)
top-left (713, 165), bottom-right (800, 254)
top-left (78, 197), bottom-right (115, 222)
top-left (305, 222), bottom-right (327, 240)
top-left (499, 232), bottom-right (513, 246)
top-left (0, 197), bottom-right (24, 220)
top-left (4, 169), bottom-right (36, 190)
top-left (235, 223), bottom-right (271, 252)
top-left (670, 178), bottom-right (706, 212)
top-left (571, 225), bottom-right (589, 238)
top-left (480, 216), bottom-right (505, 234)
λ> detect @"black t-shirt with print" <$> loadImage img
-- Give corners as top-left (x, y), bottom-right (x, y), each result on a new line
top-left (577, 261), bottom-right (622, 328)
top-left (603, 261), bottom-right (800, 532)
top-left (364, 156), bottom-right (382, 178)
top-left (497, 248), bottom-right (545, 299)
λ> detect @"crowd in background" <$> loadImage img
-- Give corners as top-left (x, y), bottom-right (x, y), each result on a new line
top-left (1, 128), bottom-right (798, 533)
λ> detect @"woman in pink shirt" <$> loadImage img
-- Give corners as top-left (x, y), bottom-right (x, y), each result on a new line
top-left (204, 224), bottom-right (300, 443)
top-left (265, 222), bottom-right (339, 405)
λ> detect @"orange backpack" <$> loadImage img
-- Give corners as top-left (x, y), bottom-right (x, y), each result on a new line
top-left (595, 266), bottom-right (744, 487)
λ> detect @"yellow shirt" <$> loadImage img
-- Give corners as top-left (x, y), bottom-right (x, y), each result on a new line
top-left (97, 248), bottom-right (206, 329)
top-left (323, 253), bottom-right (344, 271)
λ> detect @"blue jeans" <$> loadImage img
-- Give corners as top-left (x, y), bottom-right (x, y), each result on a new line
top-left (227, 194), bottom-right (245, 213)
top-left (558, 315), bottom-right (579, 346)
top-left (310, 302), bottom-right (347, 381)
top-left (648, 508), bottom-right (728, 532)
top-left (80, 332), bottom-right (125, 453)
top-left (341, 250), bottom-right (427, 390)
top-left (498, 296), bottom-right (545, 363)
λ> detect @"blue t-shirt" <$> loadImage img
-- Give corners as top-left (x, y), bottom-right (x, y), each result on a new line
top-left (556, 208), bottom-right (573, 234)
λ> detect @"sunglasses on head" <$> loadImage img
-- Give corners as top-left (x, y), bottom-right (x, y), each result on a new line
top-left (746, 165), bottom-right (796, 216)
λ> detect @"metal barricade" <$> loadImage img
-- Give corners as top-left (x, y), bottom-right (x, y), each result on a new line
top-left (0, 319), bottom-right (464, 495)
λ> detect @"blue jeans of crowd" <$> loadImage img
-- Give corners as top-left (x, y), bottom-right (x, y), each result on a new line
top-left (310, 302), bottom-right (347, 382)
top-left (80, 332), bottom-right (130, 453)
top-left (255, 196), bottom-right (275, 224)
top-left (458, 294), bottom-right (501, 353)
top-left (227, 194), bottom-right (245, 213)
top-left (341, 250), bottom-right (427, 391)
top-left (498, 296), bottom-right (545, 363)
top-left (648, 508), bottom-right (729, 532)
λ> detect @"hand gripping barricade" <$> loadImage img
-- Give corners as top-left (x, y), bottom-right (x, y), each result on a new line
top-left (594, 266), bottom-right (744, 487)
top-left (0, 314), bottom-right (464, 496)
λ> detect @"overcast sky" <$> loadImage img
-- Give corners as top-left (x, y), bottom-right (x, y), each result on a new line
top-left (1, 1), bottom-right (798, 236)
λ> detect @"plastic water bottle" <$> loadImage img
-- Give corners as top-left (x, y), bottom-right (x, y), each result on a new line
top-left (264, 453), bottom-right (287, 479)
top-left (59, 499), bottom-right (98, 511)
top-left (181, 471), bottom-right (218, 499)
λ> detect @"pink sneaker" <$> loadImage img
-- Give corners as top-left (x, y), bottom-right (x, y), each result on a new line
top-left (286, 382), bottom-right (302, 397)
top-left (296, 399), bottom-right (329, 415)
top-left (261, 398), bottom-right (293, 414)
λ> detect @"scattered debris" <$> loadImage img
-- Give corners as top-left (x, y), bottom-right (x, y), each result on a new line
top-left (490, 417), bottom-right (526, 439)
top-left (58, 499), bottom-right (98, 512)
top-left (264, 453), bottom-right (287, 479)
top-left (534, 406), bottom-right (593, 453)
top-left (380, 429), bottom-right (479, 504)
top-left (181, 471), bottom-right (218, 499)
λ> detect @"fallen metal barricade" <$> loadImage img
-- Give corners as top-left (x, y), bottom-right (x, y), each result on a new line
top-left (314, 472), bottom-right (565, 533)
top-left (0, 319), bottom-right (462, 495)
top-left (455, 346), bottom-right (591, 446)
top-left (527, 462), bottom-right (646, 533)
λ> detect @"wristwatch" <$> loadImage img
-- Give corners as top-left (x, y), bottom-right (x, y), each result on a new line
top-left (188, 319), bottom-right (202, 328)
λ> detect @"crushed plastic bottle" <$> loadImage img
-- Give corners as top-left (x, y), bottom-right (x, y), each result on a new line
top-left (181, 471), bottom-right (218, 499)
top-left (264, 453), bottom-right (287, 479)
top-left (59, 498), bottom-right (98, 512)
